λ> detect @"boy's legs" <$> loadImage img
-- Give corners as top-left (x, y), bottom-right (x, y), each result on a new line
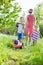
top-left (18, 33), bottom-right (22, 41)
top-left (22, 33), bottom-right (24, 38)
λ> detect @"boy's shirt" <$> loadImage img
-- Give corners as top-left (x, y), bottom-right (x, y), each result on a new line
top-left (18, 22), bottom-right (24, 33)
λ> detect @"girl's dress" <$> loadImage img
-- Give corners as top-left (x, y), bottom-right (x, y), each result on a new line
top-left (32, 30), bottom-right (39, 41)
top-left (26, 14), bottom-right (35, 35)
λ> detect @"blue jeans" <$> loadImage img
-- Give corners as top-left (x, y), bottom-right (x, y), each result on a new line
top-left (18, 33), bottom-right (22, 40)
top-left (22, 33), bottom-right (24, 38)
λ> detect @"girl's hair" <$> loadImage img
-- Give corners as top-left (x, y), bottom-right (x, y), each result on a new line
top-left (29, 9), bottom-right (33, 13)
top-left (35, 25), bottom-right (39, 30)
top-left (35, 25), bottom-right (39, 28)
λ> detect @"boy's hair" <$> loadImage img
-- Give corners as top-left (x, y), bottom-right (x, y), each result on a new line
top-left (29, 9), bottom-right (33, 13)
top-left (20, 17), bottom-right (24, 19)
top-left (14, 40), bottom-right (18, 45)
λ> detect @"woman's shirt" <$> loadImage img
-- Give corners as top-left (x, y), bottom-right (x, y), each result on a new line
top-left (27, 14), bottom-right (35, 27)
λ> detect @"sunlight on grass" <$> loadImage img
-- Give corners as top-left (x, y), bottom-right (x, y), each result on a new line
top-left (0, 35), bottom-right (43, 65)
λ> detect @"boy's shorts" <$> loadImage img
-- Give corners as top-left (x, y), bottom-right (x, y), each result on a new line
top-left (18, 33), bottom-right (22, 40)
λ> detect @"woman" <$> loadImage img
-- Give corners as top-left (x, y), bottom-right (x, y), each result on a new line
top-left (26, 9), bottom-right (35, 46)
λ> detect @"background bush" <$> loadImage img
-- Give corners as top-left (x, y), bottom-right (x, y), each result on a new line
top-left (39, 24), bottom-right (43, 37)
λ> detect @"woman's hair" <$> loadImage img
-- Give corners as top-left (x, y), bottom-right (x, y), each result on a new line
top-left (29, 9), bottom-right (33, 13)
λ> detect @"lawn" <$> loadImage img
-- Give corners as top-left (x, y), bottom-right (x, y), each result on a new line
top-left (0, 35), bottom-right (43, 65)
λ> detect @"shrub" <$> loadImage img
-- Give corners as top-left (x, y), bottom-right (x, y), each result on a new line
top-left (0, 36), bottom-right (43, 65)
top-left (39, 24), bottom-right (43, 37)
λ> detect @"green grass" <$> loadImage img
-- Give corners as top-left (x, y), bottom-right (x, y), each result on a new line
top-left (0, 35), bottom-right (43, 65)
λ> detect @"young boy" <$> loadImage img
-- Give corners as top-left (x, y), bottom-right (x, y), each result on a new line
top-left (12, 40), bottom-right (23, 49)
top-left (16, 17), bottom-right (24, 41)
top-left (32, 25), bottom-right (40, 45)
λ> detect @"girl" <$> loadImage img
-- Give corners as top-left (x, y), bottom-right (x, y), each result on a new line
top-left (26, 9), bottom-right (35, 46)
top-left (32, 25), bottom-right (40, 45)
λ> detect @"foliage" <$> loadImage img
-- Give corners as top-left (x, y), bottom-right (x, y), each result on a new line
top-left (34, 3), bottom-right (43, 25)
top-left (34, 3), bottom-right (43, 37)
top-left (0, 35), bottom-right (43, 65)
top-left (39, 24), bottom-right (43, 37)
top-left (0, 0), bottom-right (21, 34)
